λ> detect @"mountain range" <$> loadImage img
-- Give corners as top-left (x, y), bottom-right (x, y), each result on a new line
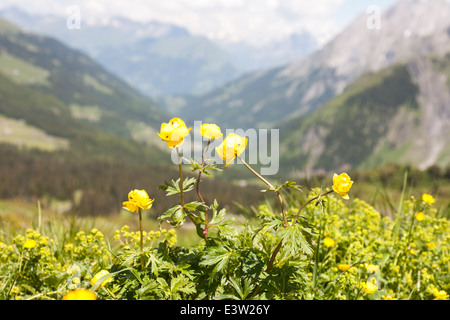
top-left (0, 17), bottom-right (265, 215)
top-left (173, 0), bottom-right (450, 175)
top-left (1, 0), bottom-right (450, 180)
top-left (0, 7), bottom-right (317, 97)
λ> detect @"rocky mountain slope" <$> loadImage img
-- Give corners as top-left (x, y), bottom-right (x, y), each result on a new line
top-left (279, 53), bottom-right (450, 175)
top-left (176, 0), bottom-right (450, 130)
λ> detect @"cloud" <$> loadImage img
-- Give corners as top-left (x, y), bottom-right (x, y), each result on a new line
top-left (0, 0), bottom-right (392, 46)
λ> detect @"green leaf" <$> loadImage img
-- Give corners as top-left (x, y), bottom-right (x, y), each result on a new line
top-left (280, 224), bottom-right (313, 258)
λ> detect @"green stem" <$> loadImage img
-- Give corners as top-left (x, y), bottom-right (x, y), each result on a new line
top-left (176, 147), bottom-right (185, 207)
top-left (196, 140), bottom-right (211, 239)
top-left (291, 190), bottom-right (333, 226)
top-left (176, 147), bottom-right (201, 232)
top-left (238, 156), bottom-right (288, 227)
top-left (138, 208), bottom-right (144, 270)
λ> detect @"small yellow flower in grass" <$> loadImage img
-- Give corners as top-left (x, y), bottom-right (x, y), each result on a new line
top-left (200, 123), bottom-right (223, 140)
top-left (432, 288), bottom-right (449, 300)
top-left (91, 270), bottom-right (112, 288)
top-left (323, 237), bottom-right (335, 248)
top-left (332, 173), bottom-right (353, 199)
top-left (338, 264), bottom-right (351, 271)
top-left (23, 239), bottom-right (37, 249)
top-left (415, 211), bottom-right (425, 222)
top-left (62, 289), bottom-right (97, 300)
top-left (361, 279), bottom-right (378, 294)
top-left (122, 189), bottom-right (154, 213)
top-left (382, 295), bottom-right (396, 300)
top-left (422, 193), bottom-right (435, 205)
top-left (157, 117), bottom-right (191, 148)
top-left (215, 133), bottom-right (248, 166)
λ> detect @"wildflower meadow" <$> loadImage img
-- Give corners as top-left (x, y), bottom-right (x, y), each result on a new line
top-left (0, 118), bottom-right (448, 302)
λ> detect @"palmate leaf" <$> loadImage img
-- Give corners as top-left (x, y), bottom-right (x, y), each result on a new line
top-left (209, 199), bottom-right (228, 226)
top-left (190, 159), bottom-right (222, 177)
top-left (158, 204), bottom-right (184, 227)
top-left (158, 177), bottom-right (197, 196)
top-left (199, 243), bottom-right (233, 281)
top-left (280, 224), bottom-right (313, 257)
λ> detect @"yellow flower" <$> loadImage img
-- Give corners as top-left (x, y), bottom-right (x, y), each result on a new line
top-left (415, 212), bottom-right (425, 222)
top-left (23, 239), bottom-right (37, 249)
top-left (332, 173), bottom-right (353, 199)
top-left (122, 189), bottom-right (154, 213)
top-left (362, 279), bottom-right (378, 294)
top-left (62, 289), bottom-right (97, 300)
top-left (426, 242), bottom-right (437, 248)
top-left (91, 270), bottom-right (112, 288)
top-left (432, 288), bottom-right (449, 300)
top-left (422, 193), bottom-right (435, 205)
top-left (200, 123), bottom-right (223, 140)
top-left (215, 133), bottom-right (248, 166)
top-left (157, 117), bottom-right (191, 148)
top-left (382, 295), bottom-right (396, 300)
top-left (323, 237), bottom-right (335, 248)
top-left (338, 264), bottom-right (351, 271)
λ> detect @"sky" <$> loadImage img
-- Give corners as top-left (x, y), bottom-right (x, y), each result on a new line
top-left (0, 0), bottom-right (397, 46)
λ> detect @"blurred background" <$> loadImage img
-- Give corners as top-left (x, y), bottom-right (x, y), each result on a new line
top-left (0, 0), bottom-right (449, 223)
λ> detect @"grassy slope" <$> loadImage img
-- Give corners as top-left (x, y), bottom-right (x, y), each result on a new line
top-left (279, 63), bottom-right (419, 173)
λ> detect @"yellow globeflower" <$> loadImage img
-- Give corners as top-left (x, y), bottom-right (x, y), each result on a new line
top-left (215, 133), bottom-right (248, 166)
top-left (332, 173), bottom-right (353, 199)
top-left (23, 239), bottom-right (37, 249)
top-left (432, 288), bottom-right (449, 300)
top-left (338, 264), bottom-right (351, 271)
top-left (122, 189), bottom-right (154, 213)
top-left (157, 117), bottom-right (191, 148)
top-left (91, 270), bottom-right (112, 288)
top-left (200, 123), bottom-right (223, 140)
top-left (415, 212), bottom-right (425, 222)
top-left (422, 193), bottom-right (435, 205)
top-left (362, 280), bottom-right (378, 294)
top-left (323, 237), bottom-right (335, 248)
top-left (62, 289), bottom-right (97, 300)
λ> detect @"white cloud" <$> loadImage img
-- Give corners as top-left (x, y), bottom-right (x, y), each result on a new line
top-left (0, 0), bottom-right (396, 46)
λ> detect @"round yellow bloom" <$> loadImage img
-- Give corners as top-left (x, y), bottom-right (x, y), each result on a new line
top-left (323, 237), bottom-right (335, 248)
top-left (23, 239), bottom-right (37, 249)
top-left (215, 133), bottom-right (248, 166)
top-left (362, 280), bottom-right (378, 294)
top-left (432, 288), bottom-right (449, 300)
top-left (122, 189), bottom-right (154, 213)
top-left (422, 193), bottom-right (435, 205)
top-left (200, 123), bottom-right (223, 140)
top-left (415, 211), bottom-right (425, 222)
top-left (62, 289), bottom-right (97, 300)
top-left (332, 173), bottom-right (353, 199)
top-left (91, 270), bottom-right (112, 288)
top-left (338, 264), bottom-right (351, 271)
top-left (157, 117), bottom-right (191, 148)
top-left (382, 295), bottom-right (396, 300)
